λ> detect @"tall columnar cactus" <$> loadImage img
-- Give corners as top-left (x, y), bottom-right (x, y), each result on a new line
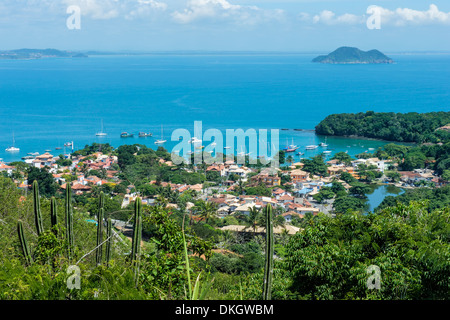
top-left (131, 197), bottom-right (142, 283)
top-left (263, 204), bottom-right (274, 300)
top-left (95, 207), bottom-right (104, 266)
top-left (105, 218), bottom-right (112, 267)
top-left (98, 191), bottom-right (105, 212)
top-left (17, 220), bottom-right (33, 265)
top-left (65, 183), bottom-right (74, 259)
top-left (50, 196), bottom-right (58, 235)
top-left (32, 180), bottom-right (44, 236)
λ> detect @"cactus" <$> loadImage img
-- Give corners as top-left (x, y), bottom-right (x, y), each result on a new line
top-left (50, 196), bottom-right (58, 235)
top-left (98, 191), bottom-right (105, 212)
top-left (262, 204), bottom-right (274, 300)
top-left (95, 207), bottom-right (104, 266)
top-left (65, 183), bottom-right (74, 259)
top-left (17, 220), bottom-right (33, 265)
top-left (32, 180), bottom-right (44, 236)
top-left (131, 197), bottom-right (142, 283)
top-left (105, 218), bottom-right (112, 267)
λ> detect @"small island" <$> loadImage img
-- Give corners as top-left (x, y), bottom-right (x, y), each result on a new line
top-left (312, 46), bottom-right (394, 64)
top-left (0, 48), bottom-right (88, 60)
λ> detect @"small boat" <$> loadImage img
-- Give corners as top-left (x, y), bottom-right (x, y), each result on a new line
top-left (139, 132), bottom-right (152, 137)
top-left (323, 150), bottom-right (332, 154)
top-left (45, 149), bottom-right (52, 152)
top-left (195, 145), bottom-right (205, 150)
top-left (224, 146), bottom-right (231, 149)
top-left (22, 156), bottom-right (34, 160)
top-left (368, 148), bottom-right (375, 151)
top-left (55, 147), bottom-right (62, 150)
top-left (120, 132), bottom-right (134, 138)
top-left (297, 152), bottom-right (304, 156)
top-left (96, 119), bottom-right (107, 136)
top-left (188, 137), bottom-right (202, 144)
top-left (285, 145), bottom-right (299, 152)
top-left (5, 133), bottom-right (19, 152)
top-left (154, 125), bottom-right (166, 144)
top-left (28, 152), bottom-right (39, 156)
top-left (64, 142), bottom-right (72, 147)
top-left (319, 137), bottom-right (328, 147)
top-left (305, 145), bottom-right (318, 150)
top-left (283, 138), bottom-right (299, 152)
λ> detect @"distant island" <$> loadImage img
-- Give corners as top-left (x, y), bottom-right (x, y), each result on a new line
top-left (0, 49), bottom-right (88, 60)
top-left (312, 47), bottom-right (394, 64)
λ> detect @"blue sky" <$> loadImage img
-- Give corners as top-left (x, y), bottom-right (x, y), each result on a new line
top-left (0, 0), bottom-right (449, 52)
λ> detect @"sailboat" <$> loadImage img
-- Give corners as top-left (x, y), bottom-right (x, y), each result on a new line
top-left (319, 137), bottom-right (328, 147)
top-left (154, 125), bottom-right (167, 144)
top-left (285, 138), bottom-right (299, 152)
top-left (5, 133), bottom-right (19, 152)
top-left (96, 119), bottom-right (107, 136)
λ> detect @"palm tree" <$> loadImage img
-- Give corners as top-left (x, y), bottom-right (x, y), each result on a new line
top-left (195, 200), bottom-right (218, 224)
top-left (246, 206), bottom-right (261, 233)
top-left (286, 155), bottom-right (294, 166)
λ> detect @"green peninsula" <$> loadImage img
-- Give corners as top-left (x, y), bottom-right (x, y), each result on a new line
top-left (312, 46), bottom-right (394, 64)
top-left (315, 111), bottom-right (450, 143)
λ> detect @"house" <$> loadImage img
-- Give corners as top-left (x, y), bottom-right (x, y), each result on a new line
top-left (398, 171), bottom-right (423, 184)
top-left (206, 164), bottom-right (226, 177)
top-left (272, 187), bottom-right (286, 198)
top-left (282, 211), bottom-right (305, 223)
top-left (226, 165), bottom-right (252, 178)
top-left (0, 162), bottom-right (14, 175)
top-left (234, 202), bottom-right (257, 216)
top-left (250, 168), bottom-right (281, 187)
top-left (289, 169), bottom-right (309, 183)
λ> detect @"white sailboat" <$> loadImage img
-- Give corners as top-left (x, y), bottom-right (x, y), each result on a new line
top-left (96, 119), bottom-right (107, 136)
top-left (188, 137), bottom-right (202, 144)
top-left (5, 133), bottom-right (19, 152)
top-left (154, 125), bottom-right (167, 144)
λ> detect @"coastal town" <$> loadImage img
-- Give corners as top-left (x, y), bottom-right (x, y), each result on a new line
top-left (2, 138), bottom-right (448, 231)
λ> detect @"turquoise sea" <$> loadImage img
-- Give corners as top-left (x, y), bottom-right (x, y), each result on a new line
top-left (0, 53), bottom-right (449, 163)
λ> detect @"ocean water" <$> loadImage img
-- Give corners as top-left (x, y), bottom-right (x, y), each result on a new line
top-left (0, 53), bottom-right (449, 163)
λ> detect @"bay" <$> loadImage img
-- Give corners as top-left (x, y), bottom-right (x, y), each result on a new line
top-left (0, 53), bottom-right (449, 162)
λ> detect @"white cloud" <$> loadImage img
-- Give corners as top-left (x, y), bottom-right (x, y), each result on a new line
top-left (171, 0), bottom-right (284, 25)
top-left (61, 0), bottom-right (167, 20)
top-left (300, 4), bottom-right (450, 27)
top-left (375, 4), bottom-right (450, 26)
top-left (125, 0), bottom-right (167, 20)
top-left (306, 10), bottom-right (363, 25)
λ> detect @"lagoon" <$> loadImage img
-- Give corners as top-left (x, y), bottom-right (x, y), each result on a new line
top-left (365, 184), bottom-right (405, 213)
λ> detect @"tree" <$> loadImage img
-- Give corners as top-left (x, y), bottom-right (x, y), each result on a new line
top-left (332, 152), bottom-right (353, 165)
top-left (245, 206), bottom-right (261, 232)
top-left (302, 155), bottom-right (329, 177)
top-left (385, 171), bottom-right (401, 182)
top-left (442, 170), bottom-right (450, 182)
top-left (194, 200), bottom-right (218, 224)
top-left (27, 167), bottom-right (58, 197)
top-left (284, 201), bottom-right (450, 299)
top-left (349, 182), bottom-right (371, 199)
top-left (333, 195), bottom-right (367, 213)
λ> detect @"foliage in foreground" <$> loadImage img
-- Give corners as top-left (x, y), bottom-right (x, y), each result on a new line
top-left (284, 201), bottom-right (449, 300)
